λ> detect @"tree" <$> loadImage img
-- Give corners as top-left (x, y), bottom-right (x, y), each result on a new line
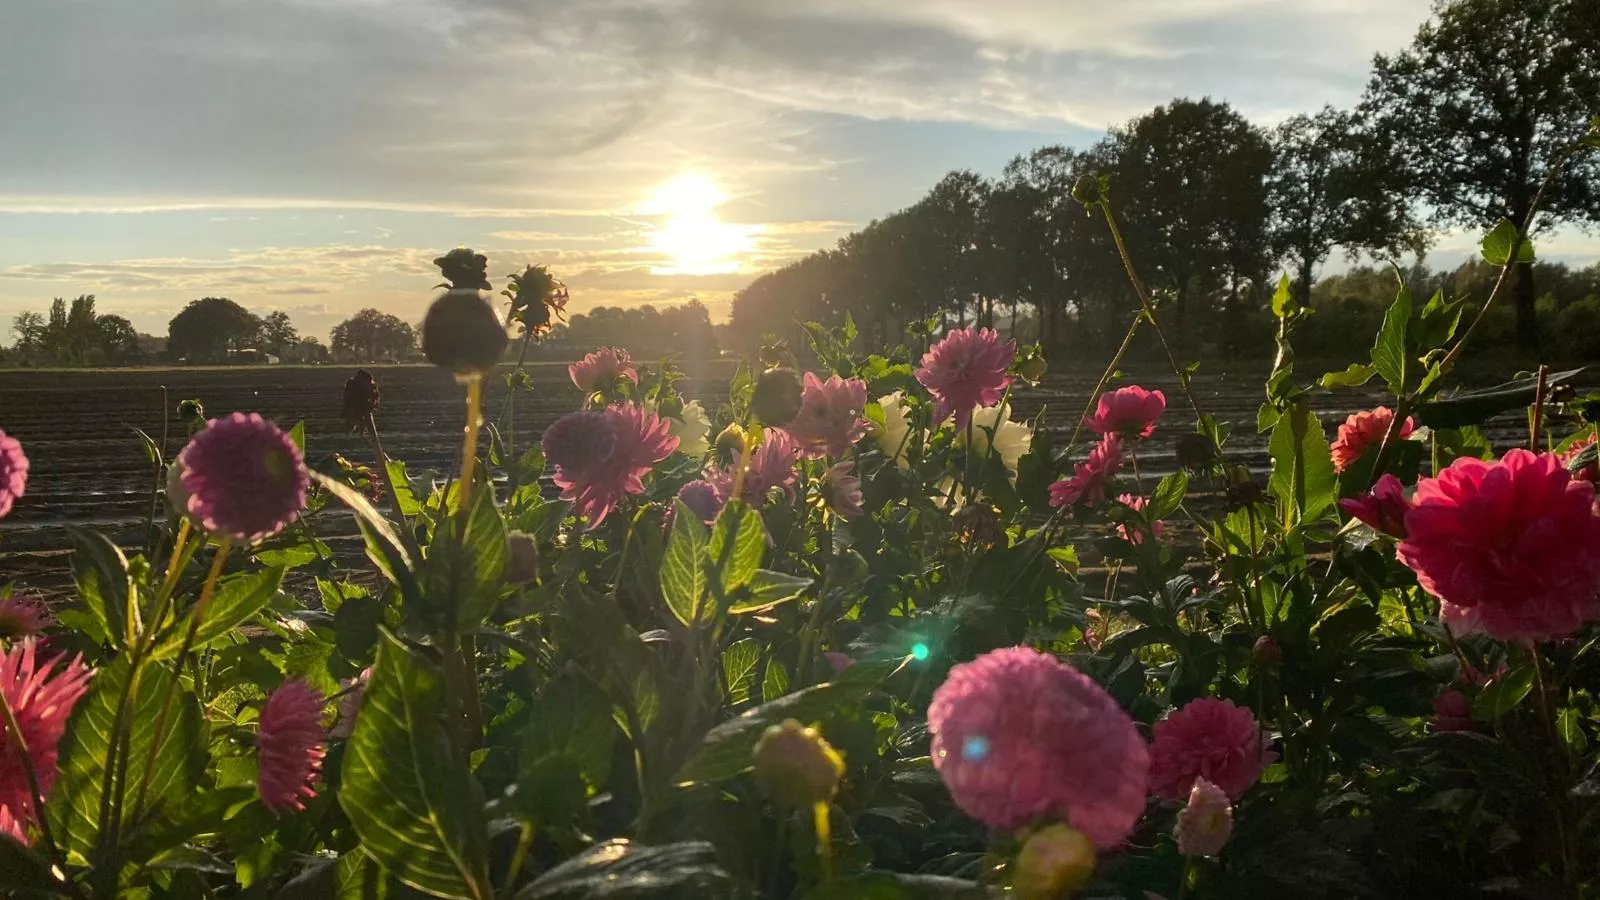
top-left (1363, 0), bottom-right (1600, 349)
top-left (168, 297), bottom-right (263, 363)
top-left (260, 311), bottom-right (299, 356)
top-left (330, 308), bottom-right (416, 362)
top-left (95, 314), bottom-right (144, 365)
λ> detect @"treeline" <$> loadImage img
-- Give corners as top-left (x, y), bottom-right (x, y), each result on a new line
top-left (729, 0), bottom-right (1599, 357)
top-left (534, 301), bottom-right (719, 361)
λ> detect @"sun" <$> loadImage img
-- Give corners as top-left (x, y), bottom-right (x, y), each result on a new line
top-left (642, 174), bottom-right (755, 276)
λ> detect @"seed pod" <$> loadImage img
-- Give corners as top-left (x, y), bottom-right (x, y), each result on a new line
top-left (753, 719), bottom-right (845, 809)
top-left (751, 367), bottom-right (804, 427)
top-left (422, 289), bottom-right (509, 376)
top-left (177, 399), bottom-right (206, 427)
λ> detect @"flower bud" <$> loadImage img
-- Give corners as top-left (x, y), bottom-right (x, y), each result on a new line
top-left (1431, 689), bottom-right (1473, 732)
top-left (433, 248), bottom-right (491, 292)
top-left (1175, 432), bottom-right (1217, 472)
top-left (1070, 174), bottom-right (1106, 207)
top-left (422, 289), bottom-right (509, 376)
top-left (1016, 355), bottom-right (1048, 386)
top-left (506, 531), bottom-right (540, 584)
top-left (751, 367), bottom-right (804, 428)
top-left (1012, 824), bottom-right (1097, 899)
top-left (752, 719), bottom-right (844, 808)
top-left (1251, 635), bottom-right (1281, 668)
top-left (177, 399), bottom-right (205, 427)
top-left (1175, 778), bottom-right (1233, 858)
top-left (342, 370), bottom-right (380, 432)
top-left (714, 422), bottom-right (747, 466)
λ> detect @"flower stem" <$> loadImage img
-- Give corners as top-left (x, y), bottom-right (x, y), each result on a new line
top-left (499, 820), bottom-right (536, 899)
top-left (1530, 364), bottom-right (1548, 451)
top-left (364, 412), bottom-right (411, 536)
top-left (457, 375), bottom-right (485, 515)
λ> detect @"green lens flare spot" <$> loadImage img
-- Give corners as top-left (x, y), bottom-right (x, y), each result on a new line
top-left (911, 642), bottom-right (930, 662)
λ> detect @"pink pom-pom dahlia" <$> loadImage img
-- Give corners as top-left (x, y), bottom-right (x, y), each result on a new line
top-left (0, 640), bottom-right (92, 844)
top-left (1339, 473), bottom-right (1411, 537)
top-left (1085, 386), bottom-right (1166, 440)
top-left (568, 347), bottom-right (638, 393)
top-left (1049, 434), bottom-right (1124, 509)
top-left (1330, 407), bottom-right (1414, 473)
top-left (928, 646), bottom-right (1148, 848)
top-left (786, 372), bottom-right (869, 458)
top-left (1397, 449), bottom-right (1600, 642)
top-left (674, 479), bottom-right (726, 525)
top-left (1175, 778), bottom-right (1233, 858)
top-left (0, 430), bottom-right (27, 520)
top-left (547, 405), bottom-right (678, 529)
top-left (178, 413), bottom-right (308, 544)
top-left (915, 325), bottom-right (1016, 429)
top-left (256, 680), bottom-right (326, 813)
top-left (1147, 697), bottom-right (1272, 803)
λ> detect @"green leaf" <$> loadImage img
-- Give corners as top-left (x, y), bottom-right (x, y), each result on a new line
top-left (1415, 368), bottom-right (1585, 429)
top-left (0, 833), bottom-right (57, 897)
top-left (707, 501), bottom-right (764, 601)
top-left (721, 639), bottom-right (761, 705)
top-left (274, 849), bottom-right (397, 899)
top-left (152, 567), bottom-right (285, 659)
top-left (1148, 471), bottom-right (1189, 520)
top-left (522, 673), bottom-right (616, 791)
top-left (384, 460), bottom-right (424, 518)
top-left (675, 657), bottom-right (905, 786)
top-left (1414, 288), bottom-right (1467, 353)
top-left (1557, 707), bottom-right (1588, 762)
top-left (1371, 283), bottom-right (1412, 394)
top-left (1480, 218), bottom-right (1536, 266)
top-left (49, 655), bottom-right (207, 860)
top-left (66, 526), bottom-right (131, 648)
top-left (1320, 363), bottom-right (1378, 390)
top-left (762, 659), bottom-right (790, 703)
top-left (728, 569), bottom-right (814, 615)
top-left (1474, 664), bottom-right (1536, 721)
top-left (659, 501), bottom-right (709, 627)
top-left (288, 420), bottom-right (307, 453)
top-left (516, 840), bottom-right (734, 900)
top-left (310, 471), bottom-right (420, 607)
top-left (1270, 273), bottom-right (1295, 319)
top-left (340, 631), bottom-right (491, 900)
top-left (420, 487), bottom-right (508, 629)
top-left (334, 595), bottom-right (385, 664)
top-left (1267, 403), bottom-right (1336, 524)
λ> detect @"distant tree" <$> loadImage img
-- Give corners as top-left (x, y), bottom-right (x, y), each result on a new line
top-left (168, 297), bottom-right (263, 364)
top-left (330, 308), bottom-right (416, 362)
top-left (259, 311), bottom-right (299, 356)
top-left (1363, 0), bottom-right (1600, 349)
top-left (11, 311), bottom-right (46, 363)
top-left (95, 314), bottom-right (144, 365)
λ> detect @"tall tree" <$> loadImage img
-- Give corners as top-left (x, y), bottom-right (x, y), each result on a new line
top-left (330, 308), bottom-right (416, 362)
top-left (259, 311), bottom-right (299, 356)
top-left (168, 297), bottom-right (263, 363)
top-left (95, 314), bottom-right (144, 365)
top-left (1363, 0), bottom-right (1600, 349)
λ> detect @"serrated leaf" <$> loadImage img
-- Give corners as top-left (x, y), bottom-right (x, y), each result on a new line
top-left (721, 639), bottom-right (761, 705)
top-left (1268, 403), bottom-right (1336, 524)
top-left (339, 631), bottom-right (492, 900)
top-left (1371, 283), bottom-right (1412, 393)
top-left (66, 526), bottom-right (131, 648)
top-left (516, 840), bottom-right (734, 900)
top-left (1148, 471), bottom-right (1189, 520)
top-left (660, 501), bottom-right (709, 627)
top-left (522, 673), bottom-right (616, 791)
top-left (1320, 363), bottom-right (1378, 390)
top-left (762, 659), bottom-right (790, 704)
top-left (152, 566), bottom-right (285, 659)
top-left (1414, 288), bottom-right (1467, 352)
top-left (1480, 218), bottom-right (1536, 266)
top-left (384, 460), bottom-right (424, 518)
top-left (1473, 664), bottom-right (1536, 721)
top-left (728, 569), bottom-right (813, 615)
top-left (707, 501), bottom-right (764, 602)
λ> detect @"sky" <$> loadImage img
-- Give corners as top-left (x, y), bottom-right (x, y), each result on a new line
top-left (2, 0), bottom-right (1593, 343)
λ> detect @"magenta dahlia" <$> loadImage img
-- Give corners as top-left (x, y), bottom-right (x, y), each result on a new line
top-left (256, 680), bottom-right (326, 813)
top-left (1339, 473), bottom-right (1411, 537)
top-left (785, 372), bottom-right (870, 458)
top-left (0, 597), bottom-right (50, 641)
top-left (177, 413), bottom-right (308, 544)
top-left (541, 410), bottom-right (617, 480)
top-left (1085, 386), bottom-right (1166, 440)
top-left (711, 428), bottom-right (801, 507)
top-left (915, 325), bottom-right (1016, 429)
top-left (1049, 433), bottom-right (1124, 508)
top-left (927, 646), bottom-right (1148, 848)
top-left (569, 347), bottom-right (638, 393)
top-left (821, 461), bottom-right (865, 518)
top-left (1115, 493), bottom-right (1165, 544)
top-left (550, 404), bottom-right (678, 529)
top-left (1147, 697), bottom-right (1273, 803)
top-left (0, 640), bottom-right (92, 844)
top-left (0, 430), bottom-right (28, 519)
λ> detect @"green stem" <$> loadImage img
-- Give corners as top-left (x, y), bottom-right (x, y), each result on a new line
top-left (365, 412), bottom-right (412, 537)
top-left (499, 820), bottom-right (536, 899)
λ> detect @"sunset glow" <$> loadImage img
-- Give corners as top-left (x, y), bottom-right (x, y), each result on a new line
top-left (643, 174), bottom-right (756, 276)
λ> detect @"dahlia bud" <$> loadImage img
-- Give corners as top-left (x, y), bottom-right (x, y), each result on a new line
top-left (1175, 778), bottom-right (1233, 858)
top-left (1016, 355), bottom-right (1048, 386)
top-left (714, 422), bottom-right (747, 465)
top-left (177, 399), bottom-right (205, 427)
top-left (422, 289), bottom-right (509, 376)
top-left (506, 531), bottom-right (539, 584)
top-left (757, 342), bottom-right (787, 369)
top-left (1175, 432), bottom-right (1217, 472)
top-left (752, 719), bottom-right (844, 808)
top-left (1070, 174), bottom-right (1107, 207)
top-left (433, 247), bottom-right (491, 292)
top-left (1251, 635), bottom-right (1281, 668)
top-left (342, 370), bottom-right (380, 432)
top-left (1223, 467), bottom-right (1265, 510)
top-left (1012, 824), bottom-right (1097, 899)
top-left (751, 367), bottom-right (804, 427)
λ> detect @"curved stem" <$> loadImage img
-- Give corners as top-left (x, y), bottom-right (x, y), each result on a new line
top-left (499, 820), bottom-right (536, 900)
top-left (457, 376), bottom-right (485, 515)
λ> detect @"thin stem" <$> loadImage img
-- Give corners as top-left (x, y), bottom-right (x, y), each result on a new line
top-left (1530, 364), bottom-right (1548, 451)
top-left (499, 820), bottom-right (536, 900)
top-left (1530, 650), bottom-right (1577, 890)
top-left (1067, 312), bottom-right (1142, 454)
top-left (365, 412), bottom-right (411, 536)
top-left (457, 376), bottom-right (485, 515)
top-left (1098, 200), bottom-right (1204, 422)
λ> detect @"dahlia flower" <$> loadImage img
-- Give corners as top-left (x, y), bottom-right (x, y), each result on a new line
top-left (668, 399), bottom-right (712, 458)
top-left (1330, 407), bottom-right (1414, 473)
top-left (711, 429), bottom-right (800, 507)
top-left (1147, 697), bottom-right (1273, 802)
top-left (0, 597), bottom-right (50, 641)
top-left (675, 479), bottom-right (726, 525)
top-left (873, 392), bottom-right (915, 468)
top-left (0, 640), bottom-right (92, 844)
top-left (178, 413), bottom-right (309, 544)
top-left (821, 462), bottom-right (865, 518)
top-left (1397, 449), bottom-right (1600, 642)
top-left (541, 410), bottom-right (617, 479)
top-left (1115, 494), bottom-right (1165, 544)
top-left (569, 347), bottom-right (637, 393)
top-left (1085, 386), bottom-right (1166, 440)
top-left (927, 646), bottom-right (1148, 848)
top-left (0, 430), bottom-right (26, 520)
top-left (1049, 434), bottom-right (1124, 508)
top-left (915, 325), bottom-right (1016, 429)
top-left (961, 403), bottom-right (1033, 477)
top-left (1431, 690), bottom-right (1474, 733)
top-left (786, 372), bottom-right (869, 458)
top-left (1175, 778), bottom-right (1233, 858)
top-left (256, 680), bottom-right (326, 813)
top-left (1339, 473), bottom-right (1411, 537)
top-left (548, 405), bottom-right (678, 529)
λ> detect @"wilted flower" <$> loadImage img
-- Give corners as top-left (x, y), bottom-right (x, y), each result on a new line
top-left (928, 646), bottom-right (1148, 848)
top-left (329, 668), bottom-right (373, 741)
top-left (178, 413), bottom-right (309, 545)
top-left (821, 461), bottom-right (865, 518)
top-left (674, 480), bottom-right (726, 525)
top-left (569, 347), bottom-right (638, 394)
top-left (0, 430), bottom-right (27, 520)
top-left (1397, 449), bottom-right (1600, 642)
top-left (1147, 697), bottom-right (1273, 802)
top-left (786, 373), bottom-right (869, 458)
top-left (256, 680), bottom-right (327, 813)
top-left (549, 405), bottom-right (678, 529)
top-left (1330, 406), bottom-right (1414, 473)
top-left (1012, 824), bottom-right (1097, 899)
top-left (0, 640), bottom-right (93, 844)
top-left (961, 403), bottom-right (1033, 476)
top-left (711, 429), bottom-right (800, 507)
top-left (341, 370), bottom-right (380, 432)
top-left (421, 288), bottom-right (508, 375)
top-left (1175, 778), bottom-right (1233, 858)
top-left (1175, 432), bottom-right (1217, 472)
top-left (1085, 386), bottom-right (1166, 439)
top-left (1115, 493), bottom-right (1165, 544)
top-left (751, 368), bottom-right (805, 427)
top-left (874, 392), bottom-right (915, 468)
top-left (1049, 433), bottom-right (1124, 509)
top-left (916, 325), bottom-right (1016, 429)
top-left (1339, 473), bottom-right (1411, 537)
top-left (668, 399), bottom-right (712, 458)
top-left (0, 597), bottom-right (50, 641)
top-left (952, 503), bottom-right (1005, 550)
top-left (1431, 690), bottom-right (1473, 732)
top-left (753, 719), bottom-right (845, 808)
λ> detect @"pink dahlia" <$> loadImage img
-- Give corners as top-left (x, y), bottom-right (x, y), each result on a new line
top-left (329, 667), bottom-right (372, 741)
top-left (1175, 778), bottom-right (1233, 858)
top-left (1439, 600), bottom-right (1485, 637)
top-left (674, 479), bottom-right (726, 525)
top-left (0, 640), bottom-right (92, 844)
top-left (1330, 407), bottom-right (1414, 473)
top-left (178, 413), bottom-right (308, 544)
top-left (569, 347), bottom-right (638, 393)
top-left (1085, 386), bottom-right (1166, 440)
top-left (1397, 449), bottom-right (1600, 642)
top-left (541, 410), bottom-right (617, 480)
top-left (915, 325), bottom-right (1016, 429)
top-left (1116, 494), bottom-right (1165, 544)
top-left (1049, 434), bottom-right (1124, 509)
top-left (1147, 697), bottom-right (1273, 802)
top-left (0, 597), bottom-right (50, 641)
top-left (711, 429), bottom-right (801, 507)
top-left (1431, 690), bottom-right (1473, 733)
top-left (927, 646), bottom-right (1148, 848)
top-left (549, 405), bottom-right (678, 529)
top-left (786, 372), bottom-right (869, 458)
top-left (1339, 473), bottom-right (1411, 538)
top-left (0, 430), bottom-right (26, 519)
top-left (821, 461), bottom-right (865, 518)
top-left (257, 680), bottom-right (326, 813)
